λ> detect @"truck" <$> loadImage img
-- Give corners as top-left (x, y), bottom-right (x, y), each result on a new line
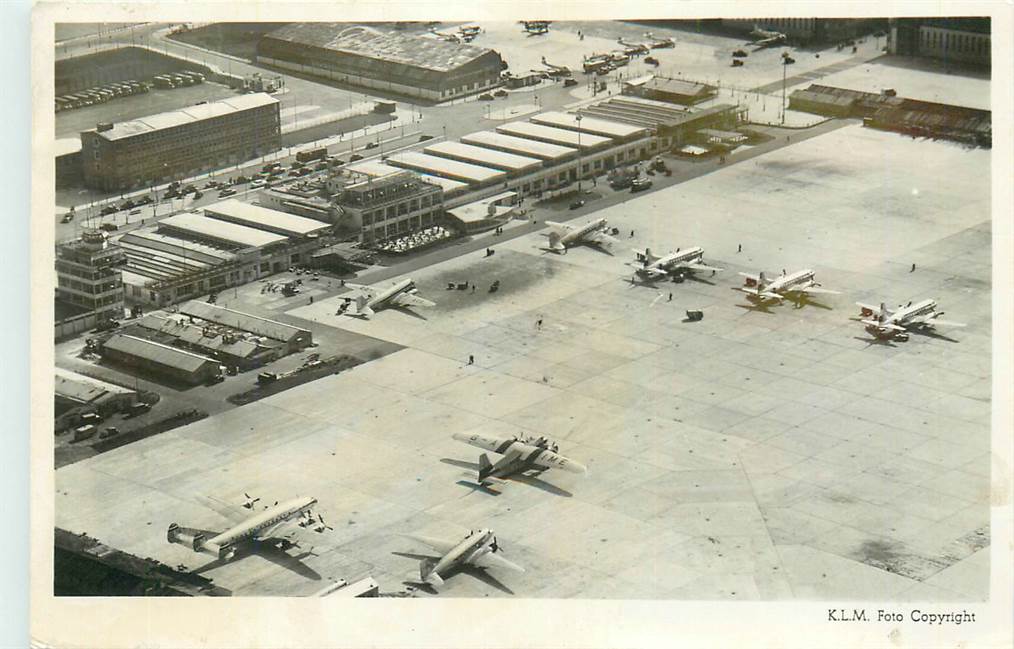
top-left (296, 147), bottom-right (328, 164)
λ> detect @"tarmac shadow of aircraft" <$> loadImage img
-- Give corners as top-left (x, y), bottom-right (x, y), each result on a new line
top-left (391, 305), bottom-right (430, 321)
top-left (392, 554), bottom-right (517, 596)
top-left (190, 537), bottom-right (322, 581)
top-left (441, 458), bottom-right (573, 497)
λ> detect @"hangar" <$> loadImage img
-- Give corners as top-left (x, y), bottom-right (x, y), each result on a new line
top-left (422, 141), bottom-right (544, 174)
top-left (460, 131), bottom-right (578, 162)
top-left (385, 151), bottom-right (505, 185)
top-left (258, 24), bottom-right (505, 102)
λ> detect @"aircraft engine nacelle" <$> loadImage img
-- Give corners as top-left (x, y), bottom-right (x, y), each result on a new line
top-left (167, 523), bottom-right (182, 544)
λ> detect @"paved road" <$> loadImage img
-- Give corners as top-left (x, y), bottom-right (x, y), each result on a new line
top-left (750, 51), bottom-right (886, 94)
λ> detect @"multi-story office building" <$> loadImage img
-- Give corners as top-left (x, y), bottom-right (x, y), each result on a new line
top-left (332, 171), bottom-right (445, 245)
top-left (889, 18), bottom-right (990, 67)
top-left (55, 229), bottom-right (126, 338)
top-left (80, 93), bottom-right (281, 191)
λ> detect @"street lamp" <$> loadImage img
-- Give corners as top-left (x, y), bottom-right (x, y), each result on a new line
top-left (575, 114), bottom-right (583, 193)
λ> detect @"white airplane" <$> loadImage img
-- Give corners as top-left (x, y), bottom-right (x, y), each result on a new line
top-left (630, 246), bottom-right (724, 281)
top-left (337, 278), bottom-right (435, 318)
top-left (545, 218), bottom-right (620, 253)
top-left (406, 529), bottom-right (524, 587)
top-left (738, 269), bottom-right (840, 304)
top-left (856, 299), bottom-right (966, 338)
top-left (748, 25), bottom-right (788, 48)
top-left (167, 495), bottom-right (330, 562)
top-left (452, 432), bottom-right (587, 483)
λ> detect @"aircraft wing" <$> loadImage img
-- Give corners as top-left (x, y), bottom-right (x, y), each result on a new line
top-left (473, 551), bottom-right (525, 573)
top-left (390, 292), bottom-right (436, 309)
top-left (196, 495), bottom-right (250, 525)
top-left (407, 533), bottom-right (459, 555)
top-left (683, 261), bottom-right (724, 273)
top-left (452, 432), bottom-right (507, 453)
top-left (584, 230), bottom-right (620, 249)
top-left (544, 220), bottom-right (573, 233)
top-left (861, 319), bottom-right (905, 332)
top-left (799, 286), bottom-right (840, 295)
top-left (532, 450), bottom-right (587, 474)
top-left (738, 272), bottom-right (760, 282)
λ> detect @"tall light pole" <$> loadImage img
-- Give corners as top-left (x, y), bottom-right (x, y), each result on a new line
top-left (575, 114), bottom-right (583, 193)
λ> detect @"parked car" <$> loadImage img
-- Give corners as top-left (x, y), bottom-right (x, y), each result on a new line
top-left (192, 190), bottom-right (203, 200)
top-left (218, 188), bottom-right (237, 198)
top-left (494, 89), bottom-right (508, 98)
top-left (569, 199), bottom-right (586, 210)
top-left (100, 206), bottom-right (118, 216)
top-left (93, 319), bottom-right (120, 332)
top-left (478, 93), bottom-right (494, 101)
top-left (364, 141), bottom-right (379, 150)
top-left (61, 213), bottom-right (74, 223)
top-left (564, 78), bottom-right (579, 87)
top-left (732, 49), bottom-right (748, 58)
top-left (99, 223), bottom-right (118, 232)
top-left (349, 154), bottom-right (363, 162)
top-left (250, 179), bottom-right (267, 189)
top-left (125, 402), bottom-right (151, 418)
top-left (136, 196), bottom-right (153, 206)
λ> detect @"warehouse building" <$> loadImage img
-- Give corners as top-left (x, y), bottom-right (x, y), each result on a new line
top-left (622, 76), bottom-right (717, 106)
top-left (530, 111), bottom-right (649, 141)
top-left (178, 300), bottom-right (313, 353)
top-left (101, 334), bottom-right (223, 386)
top-left (56, 230), bottom-right (126, 339)
top-left (55, 368), bottom-right (137, 430)
top-left (495, 122), bottom-right (613, 151)
top-left (80, 93), bottom-right (281, 191)
top-left (258, 24), bottom-right (505, 102)
top-left (340, 161), bottom-right (470, 200)
top-left (131, 313), bottom-right (284, 370)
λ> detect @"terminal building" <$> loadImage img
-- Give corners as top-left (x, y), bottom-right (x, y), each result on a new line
top-left (116, 201), bottom-right (330, 307)
top-left (332, 170), bottom-right (446, 245)
top-left (56, 230), bottom-right (126, 339)
top-left (258, 24), bottom-right (505, 102)
top-left (80, 93), bottom-right (281, 191)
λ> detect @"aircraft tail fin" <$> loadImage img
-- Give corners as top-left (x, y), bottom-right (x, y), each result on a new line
top-left (879, 302), bottom-right (888, 323)
top-left (548, 230), bottom-right (564, 250)
top-left (478, 453), bottom-right (494, 482)
top-left (758, 271), bottom-right (768, 288)
top-left (644, 247), bottom-right (659, 264)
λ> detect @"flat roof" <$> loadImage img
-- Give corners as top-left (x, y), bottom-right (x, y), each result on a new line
top-left (423, 141), bottom-right (543, 172)
top-left (461, 131), bottom-right (578, 161)
top-left (179, 301), bottom-right (311, 344)
top-left (447, 191), bottom-right (518, 223)
top-left (55, 138), bottom-right (82, 157)
top-left (136, 315), bottom-right (262, 358)
top-left (530, 111), bottom-right (648, 138)
top-left (158, 213), bottom-right (289, 250)
top-left (415, 174), bottom-right (469, 194)
top-left (264, 24), bottom-right (495, 73)
top-left (643, 77), bottom-right (715, 96)
top-left (386, 151), bottom-right (504, 184)
top-left (495, 122), bottom-right (612, 149)
top-left (90, 94), bottom-right (278, 142)
top-left (55, 368), bottom-right (134, 403)
top-left (203, 199), bottom-right (330, 237)
top-left (102, 334), bottom-right (219, 374)
top-left (344, 160), bottom-right (405, 178)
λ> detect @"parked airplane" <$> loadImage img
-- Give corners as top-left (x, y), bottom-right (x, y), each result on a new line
top-left (545, 218), bottom-right (620, 253)
top-left (521, 20), bottom-right (550, 35)
top-left (747, 25), bottom-right (788, 48)
top-left (406, 529), bottom-right (524, 587)
top-left (738, 269), bottom-right (839, 304)
top-left (337, 278), bottom-right (435, 318)
top-left (167, 495), bottom-right (330, 562)
top-left (630, 246), bottom-right (724, 281)
top-left (452, 432), bottom-right (587, 483)
top-left (856, 299), bottom-right (966, 338)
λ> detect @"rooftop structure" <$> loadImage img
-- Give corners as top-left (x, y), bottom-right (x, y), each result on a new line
top-left (385, 151), bottom-right (505, 184)
top-left (529, 111), bottom-right (649, 139)
top-left (495, 122), bottom-right (612, 149)
top-left (461, 130), bottom-right (579, 162)
top-left (422, 141), bottom-right (544, 173)
top-left (202, 199), bottom-right (331, 238)
top-left (158, 213), bottom-right (289, 250)
top-left (626, 76), bottom-right (718, 106)
top-left (54, 368), bottom-right (134, 405)
top-left (88, 94), bottom-right (279, 142)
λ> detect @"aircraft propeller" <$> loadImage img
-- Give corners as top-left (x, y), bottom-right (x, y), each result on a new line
top-left (242, 493), bottom-right (260, 509)
top-left (490, 535), bottom-right (500, 553)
